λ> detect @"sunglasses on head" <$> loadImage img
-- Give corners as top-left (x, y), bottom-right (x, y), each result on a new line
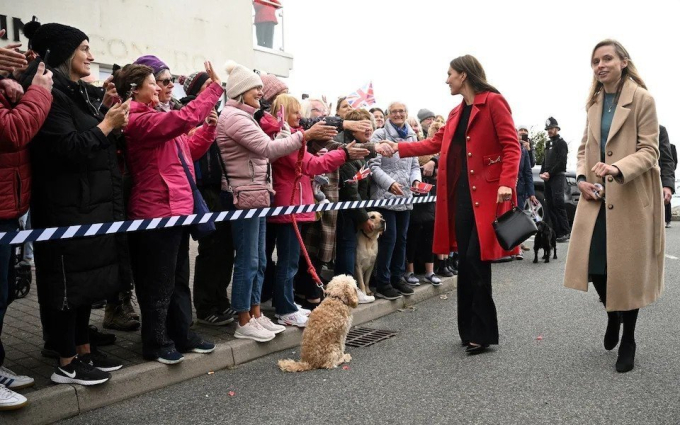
top-left (158, 77), bottom-right (176, 86)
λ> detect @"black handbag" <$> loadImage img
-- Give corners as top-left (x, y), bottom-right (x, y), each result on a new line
top-left (176, 142), bottom-right (216, 241)
top-left (493, 201), bottom-right (537, 251)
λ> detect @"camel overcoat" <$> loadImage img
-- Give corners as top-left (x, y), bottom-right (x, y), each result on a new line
top-left (564, 80), bottom-right (664, 312)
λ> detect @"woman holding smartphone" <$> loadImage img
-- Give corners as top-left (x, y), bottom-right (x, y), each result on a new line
top-left (564, 40), bottom-right (663, 373)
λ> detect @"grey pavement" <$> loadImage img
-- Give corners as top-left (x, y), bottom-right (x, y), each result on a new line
top-left (57, 227), bottom-right (680, 425)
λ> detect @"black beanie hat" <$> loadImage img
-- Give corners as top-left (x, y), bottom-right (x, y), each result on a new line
top-left (22, 16), bottom-right (89, 68)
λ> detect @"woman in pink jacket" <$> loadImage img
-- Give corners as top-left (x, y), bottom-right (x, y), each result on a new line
top-left (267, 94), bottom-right (365, 327)
top-left (114, 61), bottom-right (223, 365)
top-left (216, 61), bottom-right (336, 342)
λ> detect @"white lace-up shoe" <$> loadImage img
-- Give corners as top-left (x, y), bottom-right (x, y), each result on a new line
top-left (234, 318), bottom-right (275, 342)
top-left (256, 315), bottom-right (286, 334)
top-left (0, 366), bottom-right (34, 390)
top-left (277, 312), bottom-right (308, 327)
top-left (0, 385), bottom-right (28, 411)
top-left (357, 288), bottom-right (376, 304)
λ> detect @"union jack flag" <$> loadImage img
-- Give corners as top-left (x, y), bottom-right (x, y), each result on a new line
top-left (345, 82), bottom-right (376, 109)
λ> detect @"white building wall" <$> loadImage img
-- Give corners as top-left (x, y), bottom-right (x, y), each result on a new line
top-left (2, 0), bottom-right (293, 77)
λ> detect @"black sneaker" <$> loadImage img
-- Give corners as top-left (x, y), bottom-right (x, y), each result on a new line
top-left (375, 286), bottom-right (402, 300)
top-left (187, 341), bottom-right (216, 354)
top-left (50, 358), bottom-right (111, 386)
top-left (392, 280), bottom-right (415, 296)
top-left (197, 312), bottom-right (234, 326)
top-left (154, 349), bottom-right (184, 365)
top-left (80, 349), bottom-right (123, 372)
top-left (88, 325), bottom-right (117, 346)
top-left (222, 307), bottom-right (237, 316)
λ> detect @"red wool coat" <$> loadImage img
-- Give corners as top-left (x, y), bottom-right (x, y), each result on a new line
top-left (399, 91), bottom-right (521, 261)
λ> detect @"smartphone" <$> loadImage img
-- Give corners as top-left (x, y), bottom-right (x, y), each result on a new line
top-left (42, 49), bottom-right (50, 65)
top-left (521, 133), bottom-right (528, 141)
top-left (277, 104), bottom-right (285, 126)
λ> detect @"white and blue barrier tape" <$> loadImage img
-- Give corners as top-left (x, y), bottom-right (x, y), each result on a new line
top-left (0, 196), bottom-right (437, 245)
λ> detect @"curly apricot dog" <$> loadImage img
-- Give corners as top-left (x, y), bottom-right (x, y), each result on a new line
top-left (278, 275), bottom-right (359, 372)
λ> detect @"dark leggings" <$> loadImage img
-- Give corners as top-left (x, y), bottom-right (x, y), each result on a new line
top-left (406, 220), bottom-right (435, 264)
top-left (591, 275), bottom-right (639, 341)
top-left (41, 305), bottom-right (91, 358)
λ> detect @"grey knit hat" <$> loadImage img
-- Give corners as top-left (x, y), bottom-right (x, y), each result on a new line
top-left (417, 108), bottom-right (435, 122)
top-left (224, 60), bottom-right (263, 99)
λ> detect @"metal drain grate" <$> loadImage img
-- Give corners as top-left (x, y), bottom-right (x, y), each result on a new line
top-left (345, 327), bottom-right (398, 348)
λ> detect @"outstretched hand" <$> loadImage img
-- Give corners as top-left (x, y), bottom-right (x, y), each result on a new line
top-left (204, 61), bottom-right (221, 87)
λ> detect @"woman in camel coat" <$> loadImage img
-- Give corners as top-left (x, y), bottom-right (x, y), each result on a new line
top-left (564, 39), bottom-right (663, 373)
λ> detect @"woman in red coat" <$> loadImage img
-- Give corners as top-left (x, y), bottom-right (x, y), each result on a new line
top-left (385, 55), bottom-right (520, 354)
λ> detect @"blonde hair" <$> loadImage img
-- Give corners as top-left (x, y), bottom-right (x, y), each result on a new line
top-left (427, 121), bottom-right (445, 138)
top-left (271, 94), bottom-right (302, 124)
top-left (406, 117), bottom-right (424, 140)
top-left (587, 39), bottom-right (647, 109)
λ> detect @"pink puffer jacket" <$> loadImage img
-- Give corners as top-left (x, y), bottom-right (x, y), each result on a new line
top-left (269, 127), bottom-right (347, 224)
top-left (125, 82), bottom-right (223, 219)
top-left (216, 100), bottom-right (304, 193)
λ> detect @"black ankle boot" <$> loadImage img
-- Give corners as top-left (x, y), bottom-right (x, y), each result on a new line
top-left (435, 259), bottom-right (453, 277)
top-left (616, 339), bottom-right (636, 373)
top-left (604, 312), bottom-right (621, 351)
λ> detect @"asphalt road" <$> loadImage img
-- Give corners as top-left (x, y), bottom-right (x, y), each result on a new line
top-left (60, 227), bottom-right (680, 425)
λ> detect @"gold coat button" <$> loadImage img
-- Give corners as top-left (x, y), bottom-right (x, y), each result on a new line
top-left (608, 204), bottom-right (614, 210)
top-left (470, 170), bottom-right (475, 175)
top-left (466, 136), bottom-right (471, 141)
top-left (475, 202), bottom-right (480, 207)
top-left (607, 151), bottom-right (613, 156)
top-left (472, 186), bottom-right (477, 191)
top-left (608, 176), bottom-right (614, 182)
top-left (468, 152), bottom-right (472, 157)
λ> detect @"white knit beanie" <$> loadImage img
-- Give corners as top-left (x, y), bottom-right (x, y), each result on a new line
top-left (225, 60), bottom-right (263, 99)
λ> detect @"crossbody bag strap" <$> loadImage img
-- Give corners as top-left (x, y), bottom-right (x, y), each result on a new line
top-left (216, 146), bottom-right (231, 188)
top-left (176, 142), bottom-right (199, 191)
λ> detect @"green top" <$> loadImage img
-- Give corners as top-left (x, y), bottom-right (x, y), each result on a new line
top-left (600, 93), bottom-right (616, 160)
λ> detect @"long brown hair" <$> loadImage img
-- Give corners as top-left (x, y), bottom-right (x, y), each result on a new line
top-left (587, 39), bottom-right (647, 108)
top-left (450, 55), bottom-right (500, 95)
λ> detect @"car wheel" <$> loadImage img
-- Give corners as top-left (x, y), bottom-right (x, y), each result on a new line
top-left (524, 191), bottom-right (546, 221)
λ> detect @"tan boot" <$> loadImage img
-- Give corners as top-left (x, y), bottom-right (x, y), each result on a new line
top-left (103, 304), bottom-right (140, 331)
top-left (120, 291), bottom-right (140, 321)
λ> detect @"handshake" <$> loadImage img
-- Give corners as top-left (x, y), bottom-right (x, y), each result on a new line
top-left (374, 141), bottom-right (399, 157)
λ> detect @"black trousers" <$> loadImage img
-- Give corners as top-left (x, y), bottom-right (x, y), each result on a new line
top-left (130, 227), bottom-right (201, 358)
top-left (665, 202), bottom-right (672, 224)
top-left (41, 305), bottom-right (91, 358)
top-left (193, 186), bottom-right (234, 316)
top-left (406, 219), bottom-right (435, 265)
top-left (455, 173), bottom-right (498, 346)
top-left (545, 175), bottom-right (571, 237)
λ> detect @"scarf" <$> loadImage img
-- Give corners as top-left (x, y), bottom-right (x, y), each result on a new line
top-left (390, 120), bottom-right (409, 139)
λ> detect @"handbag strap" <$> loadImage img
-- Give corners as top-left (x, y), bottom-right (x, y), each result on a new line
top-left (495, 200), bottom-right (516, 220)
top-left (176, 142), bottom-right (199, 192)
top-left (216, 145), bottom-right (232, 188)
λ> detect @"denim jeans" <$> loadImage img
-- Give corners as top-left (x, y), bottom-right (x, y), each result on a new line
top-left (334, 211), bottom-right (358, 277)
top-left (0, 219), bottom-right (19, 366)
top-left (271, 223), bottom-right (300, 316)
top-left (231, 216), bottom-right (267, 313)
top-left (375, 209), bottom-right (410, 288)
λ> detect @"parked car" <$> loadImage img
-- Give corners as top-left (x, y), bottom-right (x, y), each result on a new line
top-left (527, 167), bottom-right (579, 226)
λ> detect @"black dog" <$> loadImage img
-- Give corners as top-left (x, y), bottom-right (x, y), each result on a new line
top-left (533, 220), bottom-right (557, 263)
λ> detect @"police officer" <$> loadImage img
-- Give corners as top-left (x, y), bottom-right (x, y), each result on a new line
top-left (540, 117), bottom-right (570, 242)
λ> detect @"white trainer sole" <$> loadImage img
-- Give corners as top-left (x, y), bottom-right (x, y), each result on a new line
top-left (50, 373), bottom-right (109, 386)
top-left (234, 332), bottom-right (275, 343)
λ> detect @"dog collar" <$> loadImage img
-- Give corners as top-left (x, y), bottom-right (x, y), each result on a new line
top-left (361, 230), bottom-right (371, 239)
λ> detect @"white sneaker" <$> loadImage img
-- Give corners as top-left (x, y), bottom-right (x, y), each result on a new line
top-left (255, 315), bottom-right (286, 334)
top-left (0, 384), bottom-right (28, 411)
top-left (294, 304), bottom-right (312, 316)
top-left (278, 312), bottom-right (308, 327)
top-left (357, 288), bottom-right (375, 304)
top-left (0, 366), bottom-right (35, 390)
top-left (234, 318), bottom-right (275, 342)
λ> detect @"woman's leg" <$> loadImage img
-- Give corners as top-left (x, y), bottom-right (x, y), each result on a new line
top-left (273, 223), bottom-right (301, 316)
top-left (465, 223), bottom-right (498, 346)
top-left (591, 274), bottom-right (621, 350)
top-left (250, 217), bottom-right (267, 318)
top-left (374, 209), bottom-right (397, 289)
top-left (405, 219), bottom-right (420, 274)
top-left (74, 305), bottom-right (92, 357)
top-left (616, 308), bottom-right (639, 373)
top-left (130, 228), bottom-right (183, 359)
top-left (167, 230), bottom-right (202, 352)
top-left (334, 211), bottom-right (358, 277)
top-left (230, 217), bottom-right (261, 325)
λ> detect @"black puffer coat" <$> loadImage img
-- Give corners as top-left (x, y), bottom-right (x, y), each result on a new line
top-left (21, 62), bottom-right (132, 310)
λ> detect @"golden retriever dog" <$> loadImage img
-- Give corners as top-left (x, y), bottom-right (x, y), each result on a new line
top-left (354, 211), bottom-right (386, 296)
top-left (278, 275), bottom-right (359, 372)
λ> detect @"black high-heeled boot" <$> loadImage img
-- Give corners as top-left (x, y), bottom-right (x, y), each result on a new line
top-left (616, 309), bottom-right (639, 373)
top-left (604, 312), bottom-right (621, 350)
